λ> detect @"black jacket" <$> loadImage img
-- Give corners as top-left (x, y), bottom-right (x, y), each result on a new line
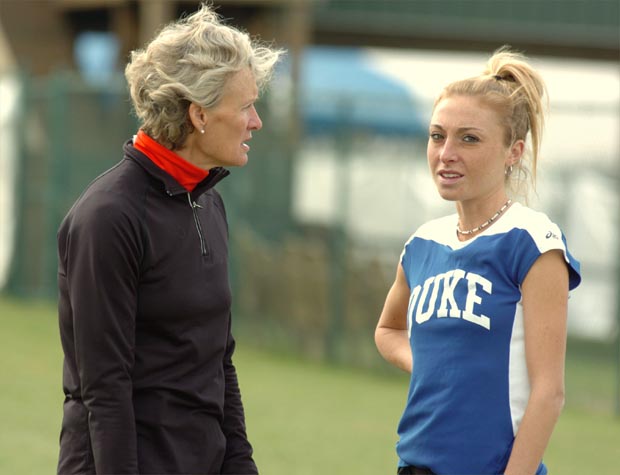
top-left (57, 141), bottom-right (257, 474)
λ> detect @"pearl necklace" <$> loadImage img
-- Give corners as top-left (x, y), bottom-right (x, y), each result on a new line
top-left (456, 199), bottom-right (512, 236)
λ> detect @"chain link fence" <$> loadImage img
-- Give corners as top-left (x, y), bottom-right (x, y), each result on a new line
top-left (2, 68), bottom-right (619, 414)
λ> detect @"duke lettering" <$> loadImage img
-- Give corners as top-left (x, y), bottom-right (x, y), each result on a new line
top-left (407, 269), bottom-right (492, 333)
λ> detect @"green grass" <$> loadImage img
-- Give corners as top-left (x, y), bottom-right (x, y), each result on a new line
top-left (1, 295), bottom-right (618, 474)
top-left (0, 297), bottom-right (65, 475)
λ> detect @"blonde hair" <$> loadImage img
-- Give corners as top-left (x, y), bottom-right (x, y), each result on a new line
top-left (434, 46), bottom-right (548, 199)
top-left (125, 2), bottom-right (283, 149)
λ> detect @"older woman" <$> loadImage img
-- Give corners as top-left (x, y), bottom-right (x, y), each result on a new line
top-left (57, 4), bottom-right (282, 474)
top-left (375, 47), bottom-right (581, 475)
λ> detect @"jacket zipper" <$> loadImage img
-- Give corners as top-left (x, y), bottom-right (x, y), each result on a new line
top-left (187, 193), bottom-right (207, 256)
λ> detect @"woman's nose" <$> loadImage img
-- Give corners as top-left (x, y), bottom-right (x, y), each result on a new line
top-left (438, 139), bottom-right (457, 162)
top-left (249, 107), bottom-right (262, 131)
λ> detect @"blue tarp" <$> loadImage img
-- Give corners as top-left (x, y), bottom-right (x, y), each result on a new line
top-left (298, 47), bottom-right (427, 137)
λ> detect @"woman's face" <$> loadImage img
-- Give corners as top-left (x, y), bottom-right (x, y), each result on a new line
top-left (427, 95), bottom-right (519, 205)
top-left (194, 67), bottom-right (262, 169)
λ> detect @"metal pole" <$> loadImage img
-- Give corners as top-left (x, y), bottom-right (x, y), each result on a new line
top-left (138, 0), bottom-right (175, 48)
top-left (326, 96), bottom-right (353, 363)
top-left (4, 70), bottom-right (29, 297)
top-left (616, 180), bottom-right (620, 417)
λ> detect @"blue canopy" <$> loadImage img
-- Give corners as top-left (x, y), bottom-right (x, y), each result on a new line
top-left (298, 47), bottom-right (427, 137)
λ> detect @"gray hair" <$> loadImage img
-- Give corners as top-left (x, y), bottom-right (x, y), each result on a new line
top-left (125, 2), bottom-right (284, 149)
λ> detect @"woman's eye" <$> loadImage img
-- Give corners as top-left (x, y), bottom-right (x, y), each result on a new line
top-left (429, 132), bottom-right (443, 141)
top-left (463, 135), bottom-right (479, 143)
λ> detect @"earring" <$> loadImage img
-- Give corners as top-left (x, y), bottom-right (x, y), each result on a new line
top-left (200, 129), bottom-right (205, 134)
top-left (505, 165), bottom-right (513, 176)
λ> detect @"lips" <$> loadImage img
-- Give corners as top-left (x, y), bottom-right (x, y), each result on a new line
top-left (439, 170), bottom-right (463, 179)
top-left (241, 136), bottom-right (252, 152)
top-left (437, 170), bottom-right (463, 185)
top-left (242, 133), bottom-right (254, 150)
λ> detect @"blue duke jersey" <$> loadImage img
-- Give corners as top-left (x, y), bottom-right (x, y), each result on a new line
top-left (397, 203), bottom-right (581, 475)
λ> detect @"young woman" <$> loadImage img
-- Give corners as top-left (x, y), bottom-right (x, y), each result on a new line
top-left (375, 48), bottom-right (581, 475)
top-left (57, 4), bottom-right (282, 474)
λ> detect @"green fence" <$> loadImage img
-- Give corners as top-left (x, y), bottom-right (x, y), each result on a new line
top-left (5, 70), bottom-right (292, 294)
top-left (3, 70), bottom-right (620, 416)
top-left (6, 72), bottom-right (139, 298)
top-left (3, 69), bottom-right (394, 370)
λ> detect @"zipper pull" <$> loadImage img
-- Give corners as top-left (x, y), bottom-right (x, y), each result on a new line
top-left (187, 193), bottom-right (203, 208)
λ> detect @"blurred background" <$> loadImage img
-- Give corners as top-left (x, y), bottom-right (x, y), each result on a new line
top-left (0, 1), bottom-right (618, 474)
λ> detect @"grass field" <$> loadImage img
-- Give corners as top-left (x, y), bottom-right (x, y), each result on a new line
top-left (0, 295), bottom-right (618, 474)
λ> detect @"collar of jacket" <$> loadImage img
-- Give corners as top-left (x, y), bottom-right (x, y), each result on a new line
top-left (123, 139), bottom-right (230, 198)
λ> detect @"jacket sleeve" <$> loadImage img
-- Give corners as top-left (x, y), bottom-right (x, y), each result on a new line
top-left (220, 318), bottom-right (258, 474)
top-left (62, 196), bottom-right (141, 473)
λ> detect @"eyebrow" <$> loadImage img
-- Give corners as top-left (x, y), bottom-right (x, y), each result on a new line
top-left (245, 94), bottom-right (259, 104)
top-left (429, 124), bottom-right (484, 133)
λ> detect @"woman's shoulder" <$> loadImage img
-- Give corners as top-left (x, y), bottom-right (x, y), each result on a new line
top-left (508, 202), bottom-right (556, 225)
top-left (63, 159), bottom-right (149, 227)
top-left (499, 203), bottom-right (575, 272)
top-left (502, 202), bottom-right (563, 242)
top-left (504, 202), bottom-right (581, 289)
top-left (404, 214), bottom-right (457, 247)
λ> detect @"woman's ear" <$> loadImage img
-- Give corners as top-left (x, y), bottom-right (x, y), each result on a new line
top-left (507, 139), bottom-right (525, 167)
top-left (188, 103), bottom-right (207, 132)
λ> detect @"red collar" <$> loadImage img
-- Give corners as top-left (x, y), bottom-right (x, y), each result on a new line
top-left (134, 130), bottom-right (209, 192)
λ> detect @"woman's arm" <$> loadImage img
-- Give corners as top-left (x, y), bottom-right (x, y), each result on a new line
top-left (375, 263), bottom-right (413, 373)
top-left (59, 201), bottom-right (141, 474)
top-left (504, 250), bottom-right (569, 475)
top-left (220, 318), bottom-right (258, 475)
